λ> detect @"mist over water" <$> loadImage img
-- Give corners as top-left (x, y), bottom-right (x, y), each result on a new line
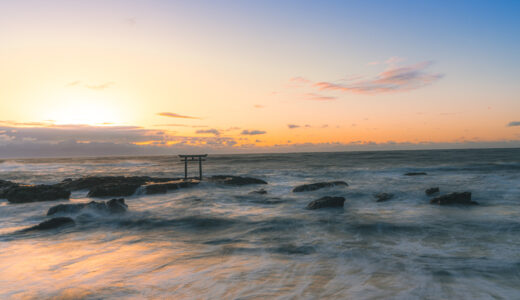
top-left (1, 148), bottom-right (520, 299)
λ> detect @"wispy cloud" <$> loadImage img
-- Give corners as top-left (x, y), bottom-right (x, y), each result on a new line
top-left (507, 121), bottom-right (520, 127)
top-left (124, 17), bottom-right (136, 26)
top-left (288, 124), bottom-right (300, 129)
top-left (196, 129), bottom-right (220, 136)
top-left (241, 129), bottom-right (266, 135)
top-left (254, 104), bottom-right (265, 108)
top-left (85, 82), bottom-right (115, 90)
top-left (157, 112), bottom-right (199, 119)
top-left (154, 123), bottom-right (208, 128)
top-left (66, 81), bottom-right (115, 90)
top-left (65, 80), bottom-right (81, 87)
top-left (313, 61), bottom-right (443, 94)
top-left (305, 93), bottom-right (337, 101)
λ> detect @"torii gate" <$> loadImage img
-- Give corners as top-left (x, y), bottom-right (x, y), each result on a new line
top-left (179, 154), bottom-right (207, 180)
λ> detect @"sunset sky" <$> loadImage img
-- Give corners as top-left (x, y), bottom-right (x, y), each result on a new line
top-left (1, 0), bottom-right (519, 157)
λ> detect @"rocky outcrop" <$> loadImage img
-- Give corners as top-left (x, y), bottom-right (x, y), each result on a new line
top-left (425, 187), bottom-right (440, 196)
top-left (22, 217), bottom-right (75, 231)
top-left (144, 180), bottom-right (199, 195)
top-left (306, 196), bottom-right (345, 210)
top-left (375, 193), bottom-right (394, 202)
top-left (6, 185), bottom-right (71, 203)
top-left (293, 181), bottom-right (348, 193)
top-left (404, 172), bottom-right (427, 176)
top-left (87, 182), bottom-right (141, 198)
top-left (208, 175), bottom-right (267, 186)
top-left (47, 198), bottom-right (128, 216)
top-left (430, 192), bottom-right (478, 205)
top-left (57, 176), bottom-right (178, 191)
top-left (0, 180), bottom-right (18, 198)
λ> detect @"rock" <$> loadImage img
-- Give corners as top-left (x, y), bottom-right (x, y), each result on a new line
top-left (22, 217), bottom-right (75, 231)
top-left (6, 185), bottom-right (71, 203)
top-left (47, 198), bottom-right (128, 215)
top-left (293, 181), bottom-right (348, 193)
top-left (249, 189), bottom-right (267, 195)
top-left (0, 180), bottom-right (18, 198)
top-left (430, 192), bottom-right (478, 205)
top-left (144, 180), bottom-right (199, 195)
top-left (106, 198), bottom-right (128, 213)
top-left (425, 187), bottom-right (440, 196)
top-left (306, 196), bottom-right (345, 210)
top-left (209, 175), bottom-right (267, 186)
top-left (57, 176), bottom-right (180, 191)
top-left (404, 172), bottom-right (427, 176)
top-left (375, 193), bottom-right (394, 202)
top-left (87, 182), bottom-right (141, 197)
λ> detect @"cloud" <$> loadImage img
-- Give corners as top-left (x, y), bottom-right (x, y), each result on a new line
top-left (314, 61), bottom-right (442, 94)
top-left (289, 77), bottom-right (311, 84)
top-left (0, 123), bottom-right (519, 158)
top-left (157, 112), bottom-right (199, 119)
top-left (85, 82), bottom-right (115, 90)
top-left (65, 81), bottom-right (81, 87)
top-left (287, 124), bottom-right (300, 129)
top-left (305, 93), bottom-right (337, 101)
top-left (196, 129), bottom-right (220, 136)
top-left (124, 17), bottom-right (136, 26)
top-left (507, 121), bottom-right (520, 127)
top-left (254, 104), bottom-right (265, 108)
top-left (241, 129), bottom-right (266, 135)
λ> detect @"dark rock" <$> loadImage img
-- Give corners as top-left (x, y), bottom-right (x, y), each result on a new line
top-left (293, 181), bottom-right (348, 193)
top-left (144, 180), bottom-right (199, 195)
top-left (0, 180), bottom-right (19, 198)
top-left (306, 196), bottom-right (345, 210)
top-left (106, 198), bottom-right (128, 213)
top-left (430, 192), bottom-right (478, 205)
top-left (375, 193), bottom-right (394, 202)
top-left (209, 175), bottom-right (267, 186)
top-left (47, 203), bottom-right (87, 215)
top-left (425, 187), bottom-right (440, 196)
top-left (87, 182), bottom-right (141, 198)
top-left (404, 172), bottom-right (427, 176)
top-left (249, 189), bottom-right (267, 195)
top-left (6, 185), bottom-right (71, 203)
top-left (22, 217), bottom-right (75, 231)
top-left (47, 198), bottom-right (128, 215)
top-left (57, 176), bottom-right (180, 191)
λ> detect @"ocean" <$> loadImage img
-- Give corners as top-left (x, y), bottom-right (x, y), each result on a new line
top-left (1, 148), bottom-right (519, 299)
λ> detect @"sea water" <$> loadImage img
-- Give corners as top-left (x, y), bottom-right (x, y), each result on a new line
top-left (0, 148), bottom-right (519, 299)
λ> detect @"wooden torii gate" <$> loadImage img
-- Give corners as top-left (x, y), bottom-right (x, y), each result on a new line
top-left (179, 154), bottom-right (207, 180)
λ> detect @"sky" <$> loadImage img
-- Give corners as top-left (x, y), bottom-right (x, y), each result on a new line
top-left (1, 0), bottom-right (519, 157)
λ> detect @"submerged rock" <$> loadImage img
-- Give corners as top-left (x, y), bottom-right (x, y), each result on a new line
top-left (306, 196), bottom-right (345, 210)
top-left (22, 217), bottom-right (75, 231)
top-left (375, 193), bottom-right (394, 202)
top-left (293, 181), bottom-right (348, 193)
top-left (249, 189), bottom-right (267, 195)
top-left (6, 185), bottom-right (71, 203)
top-left (425, 187), bottom-right (440, 196)
top-left (430, 192), bottom-right (478, 205)
top-left (404, 172), bottom-right (427, 176)
top-left (47, 198), bottom-right (128, 216)
top-left (208, 175), bottom-right (267, 186)
top-left (144, 180), bottom-right (199, 195)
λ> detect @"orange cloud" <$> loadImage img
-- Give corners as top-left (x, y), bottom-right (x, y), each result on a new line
top-left (157, 112), bottom-right (200, 119)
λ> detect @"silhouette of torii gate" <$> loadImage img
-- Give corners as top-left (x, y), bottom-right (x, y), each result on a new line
top-left (179, 154), bottom-right (207, 180)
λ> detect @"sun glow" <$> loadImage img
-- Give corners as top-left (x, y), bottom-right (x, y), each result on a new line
top-left (47, 97), bottom-right (121, 126)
